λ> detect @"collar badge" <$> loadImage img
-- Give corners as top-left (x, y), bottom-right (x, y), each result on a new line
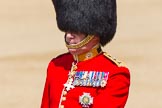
top-left (86, 52), bottom-right (93, 59)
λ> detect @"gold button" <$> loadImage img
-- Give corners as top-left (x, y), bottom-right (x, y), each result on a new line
top-left (62, 97), bottom-right (66, 101)
top-left (63, 91), bottom-right (67, 96)
top-left (60, 105), bottom-right (64, 108)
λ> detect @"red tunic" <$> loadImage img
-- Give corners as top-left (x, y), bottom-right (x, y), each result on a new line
top-left (41, 52), bottom-right (130, 108)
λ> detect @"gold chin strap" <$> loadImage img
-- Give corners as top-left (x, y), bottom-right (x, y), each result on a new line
top-left (66, 35), bottom-right (94, 49)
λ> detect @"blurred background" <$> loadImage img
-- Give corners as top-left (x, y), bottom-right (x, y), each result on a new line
top-left (0, 0), bottom-right (161, 107)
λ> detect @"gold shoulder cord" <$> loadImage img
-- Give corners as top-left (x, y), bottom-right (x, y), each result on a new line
top-left (103, 52), bottom-right (126, 67)
top-left (66, 35), bottom-right (94, 49)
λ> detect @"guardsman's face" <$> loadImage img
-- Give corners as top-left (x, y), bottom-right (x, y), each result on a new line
top-left (65, 32), bottom-right (100, 55)
top-left (65, 32), bottom-right (86, 45)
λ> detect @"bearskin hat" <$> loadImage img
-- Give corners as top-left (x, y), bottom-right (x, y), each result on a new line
top-left (52, 0), bottom-right (117, 46)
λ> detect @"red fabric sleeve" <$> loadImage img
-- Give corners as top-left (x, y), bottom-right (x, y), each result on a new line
top-left (41, 63), bottom-right (51, 108)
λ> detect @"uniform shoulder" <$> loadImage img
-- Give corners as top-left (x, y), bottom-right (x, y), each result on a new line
top-left (49, 52), bottom-right (73, 66)
top-left (103, 52), bottom-right (127, 67)
top-left (51, 52), bottom-right (72, 61)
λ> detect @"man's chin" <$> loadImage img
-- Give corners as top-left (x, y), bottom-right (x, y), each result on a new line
top-left (68, 48), bottom-right (79, 55)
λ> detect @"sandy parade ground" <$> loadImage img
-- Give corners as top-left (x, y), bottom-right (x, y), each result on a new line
top-left (0, 0), bottom-right (162, 108)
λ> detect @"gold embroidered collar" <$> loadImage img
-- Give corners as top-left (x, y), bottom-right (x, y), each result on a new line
top-left (73, 45), bottom-right (102, 62)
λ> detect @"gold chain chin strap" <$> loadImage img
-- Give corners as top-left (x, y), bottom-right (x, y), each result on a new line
top-left (66, 35), bottom-right (94, 49)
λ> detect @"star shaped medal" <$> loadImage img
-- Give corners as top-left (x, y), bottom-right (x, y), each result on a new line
top-left (64, 78), bottom-right (75, 91)
top-left (79, 93), bottom-right (93, 107)
top-left (64, 62), bottom-right (77, 91)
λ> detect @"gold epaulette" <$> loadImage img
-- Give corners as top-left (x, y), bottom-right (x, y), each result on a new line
top-left (103, 52), bottom-right (126, 67)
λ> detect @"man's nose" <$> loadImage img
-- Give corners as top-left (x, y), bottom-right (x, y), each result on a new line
top-left (66, 32), bottom-right (75, 39)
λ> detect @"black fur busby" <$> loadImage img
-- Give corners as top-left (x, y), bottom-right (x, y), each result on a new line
top-left (52, 0), bottom-right (117, 46)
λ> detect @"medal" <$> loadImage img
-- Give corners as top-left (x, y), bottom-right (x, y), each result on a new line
top-left (100, 79), bottom-right (107, 87)
top-left (79, 93), bottom-right (93, 107)
top-left (100, 72), bottom-right (109, 87)
top-left (72, 71), bottom-right (109, 87)
top-left (64, 78), bottom-right (75, 91)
